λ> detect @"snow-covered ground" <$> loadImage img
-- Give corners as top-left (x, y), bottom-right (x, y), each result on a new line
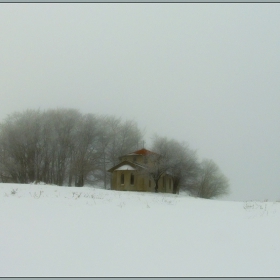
top-left (0, 183), bottom-right (279, 277)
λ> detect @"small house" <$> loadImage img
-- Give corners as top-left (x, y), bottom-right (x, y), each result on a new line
top-left (107, 148), bottom-right (174, 193)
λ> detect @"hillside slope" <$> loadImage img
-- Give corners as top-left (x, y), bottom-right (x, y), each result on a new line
top-left (0, 183), bottom-right (279, 277)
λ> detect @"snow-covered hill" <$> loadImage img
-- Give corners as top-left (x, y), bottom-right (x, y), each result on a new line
top-left (0, 183), bottom-right (279, 277)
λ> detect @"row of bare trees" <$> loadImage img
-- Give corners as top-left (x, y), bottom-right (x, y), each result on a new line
top-left (144, 136), bottom-right (229, 198)
top-left (0, 109), bottom-right (143, 187)
top-left (0, 109), bottom-right (229, 198)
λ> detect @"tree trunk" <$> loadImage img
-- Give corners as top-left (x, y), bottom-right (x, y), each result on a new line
top-left (155, 181), bottom-right (159, 193)
top-left (68, 172), bottom-right (73, 186)
top-left (75, 173), bottom-right (84, 187)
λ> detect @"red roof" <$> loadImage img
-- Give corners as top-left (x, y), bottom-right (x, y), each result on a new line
top-left (131, 148), bottom-right (155, 155)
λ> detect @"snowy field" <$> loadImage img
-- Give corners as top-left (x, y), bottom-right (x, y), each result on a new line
top-left (0, 183), bottom-right (279, 277)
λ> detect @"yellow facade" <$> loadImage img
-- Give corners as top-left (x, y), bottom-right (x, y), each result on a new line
top-left (108, 149), bottom-right (174, 193)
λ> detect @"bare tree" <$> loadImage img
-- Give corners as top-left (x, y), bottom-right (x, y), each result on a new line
top-left (0, 110), bottom-right (143, 188)
top-left (145, 152), bottom-right (169, 193)
top-left (69, 113), bottom-right (101, 187)
top-left (0, 110), bottom-right (42, 183)
top-left (44, 108), bottom-right (82, 186)
top-left (96, 116), bottom-right (143, 189)
top-left (160, 139), bottom-right (198, 194)
top-left (148, 136), bottom-right (199, 193)
top-left (193, 159), bottom-right (230, 199)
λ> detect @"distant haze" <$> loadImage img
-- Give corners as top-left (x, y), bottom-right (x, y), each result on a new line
top-left (1, 4), bottom-right (280, 201)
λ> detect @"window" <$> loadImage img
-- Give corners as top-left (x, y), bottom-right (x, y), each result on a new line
top-left (121, 173), bottom-right (124, 185)
top-left (130, 174), bottom-right (134, 185)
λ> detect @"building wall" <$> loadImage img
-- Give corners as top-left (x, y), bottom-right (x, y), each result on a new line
top-left (111, 170), bottom-right (173, 193)
top-left (111, 150), bottom-right (175, 193)
top-left (157, 174), bottom-right (173, 193)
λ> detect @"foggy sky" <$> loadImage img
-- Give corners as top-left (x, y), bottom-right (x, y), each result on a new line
top-left (1, 4), bottom-right (280, 201)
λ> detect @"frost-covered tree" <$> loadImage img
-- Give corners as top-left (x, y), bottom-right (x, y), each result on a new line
top-left (193, 159), bottom-right (230, 199)
top-left (0, 109), bottom-right (102, 186)
top-left (69, 113), bottom-right (100, 187)
top-left (0, 110), bottom-right (42, 183)
top-left (0, 109), bottom-right (143, 187)
top-left (41, 109), bottom-right (82, 185)
top-left (146, 136), bottom-right (199, 193)
top-left (95, 116), bottom-right (143, 188)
